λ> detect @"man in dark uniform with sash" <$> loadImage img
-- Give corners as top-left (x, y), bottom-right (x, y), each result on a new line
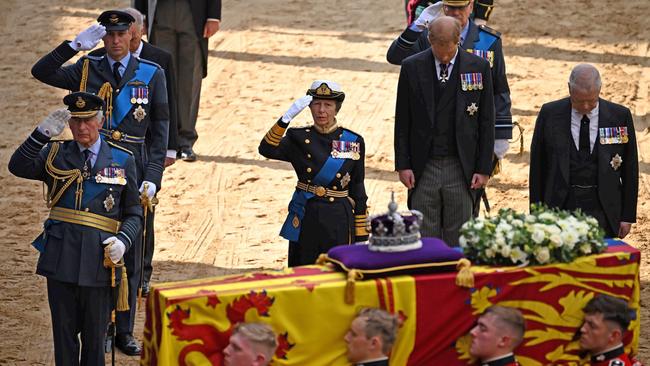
top-left (31, 10), bottom-right (170, 355)
top-left (529, 64), bottom-right (638, 238)
top-left (579, 295), bottom-right (639, 366)
top-left (468, 306), bottom-right (525, 366)
top-left (8, 92), bottom-right (142, 366)
top-left (259, 80), bottom-right (369, 266)
top-left (388, 0), bottom-right (512, 199)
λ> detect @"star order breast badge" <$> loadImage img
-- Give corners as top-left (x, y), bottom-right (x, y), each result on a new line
top-left (341, 172), bottom-right (351, 188)
top-left (610, 153), bottom-right (623, 171)
top-left (103, 194), bottom-right (115, 212)
top-left (133, 105), bottom-right (147, 122)
top-left (466, 102), bottom-right (479, 116)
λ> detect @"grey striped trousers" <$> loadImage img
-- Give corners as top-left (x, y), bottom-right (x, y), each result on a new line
top-left (410, 157), bottom-right (473, 246)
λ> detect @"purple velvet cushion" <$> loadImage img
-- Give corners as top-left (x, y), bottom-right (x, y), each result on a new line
top-left (327, 237), bottom-right (463, 273)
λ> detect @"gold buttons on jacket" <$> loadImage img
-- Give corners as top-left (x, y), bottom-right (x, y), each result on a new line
top-left (332, 186), bottom-right (338, 190)
top-left (307, 167), bottom-right (312, 173)
top-left (305, 139), bottom-right (310, 144)
top-left (307, 153), bottom-right (312, 159)
top-left (336, 173), bottom-right (341, 178)
top-left (306, 129), bottom-right (311, 132)
top-left (329, 197), bottom-right (334, 202)
top-left (85, 208), bottom-right (90, 212)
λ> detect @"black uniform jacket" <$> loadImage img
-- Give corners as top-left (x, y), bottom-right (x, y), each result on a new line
top-left (31, 41), bottom-right (170, 187)
top-left (387, 20), bottom-right (511, 139)
top-left (259, 119), bottom-right (369, 242)
top-left (529, 97), bottom-right (638, 229)
top-left (9, 130), bottom-right (142, 287)
top-left (91, 41), bottom-right (179, 154)
top-left (395, 48), bottom-right (495, 188)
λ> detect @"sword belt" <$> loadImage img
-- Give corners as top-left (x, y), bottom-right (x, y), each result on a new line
top-left (49, 206), bottom-right (121, 234)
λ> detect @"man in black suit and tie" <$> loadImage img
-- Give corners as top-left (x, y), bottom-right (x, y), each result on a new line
top-left (530, 64), bottom-right (638, 238)
top-left (135, 0), bottom-right (222, 161)
top-left (395, 16), bottom-right (495, 246)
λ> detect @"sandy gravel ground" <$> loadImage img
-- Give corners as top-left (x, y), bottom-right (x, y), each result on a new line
top-left (0, 0), bottom-right (648, 364)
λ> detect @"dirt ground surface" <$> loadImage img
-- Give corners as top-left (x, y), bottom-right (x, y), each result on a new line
top-left (0, 0), bottom-right (648, 364)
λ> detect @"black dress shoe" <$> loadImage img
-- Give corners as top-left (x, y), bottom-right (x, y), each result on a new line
top-left (141, 281), bottom-right (150, 297)
top-left (179, 148), bottom-right (197, 162)
top-left (115, 333), bottom-right (142, 356)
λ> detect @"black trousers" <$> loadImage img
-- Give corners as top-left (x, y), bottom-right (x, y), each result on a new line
top-left (288, 198), bottom-right (354, 267)
top-left (565, 186), bottom-right (616, 237)
top-left (143, 209), bottom-right (155, 284)
top-left (47, 278), bottom-right (111, 366)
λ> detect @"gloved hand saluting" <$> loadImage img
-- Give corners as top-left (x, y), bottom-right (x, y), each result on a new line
top-left (37, 108), bottom-right (71, 138)
top-left (69, 24), bottom-right (106, 51)
top-left (411, 2), bottom-right (444, 31)
top-left (139, 181), bottom-right (157, 198)
top-left (281, 95), bottom-right (313, 123)
top-left (103, 236), bottom-right (126, 264)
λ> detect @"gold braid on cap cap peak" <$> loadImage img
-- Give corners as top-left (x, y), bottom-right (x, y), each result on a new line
top-left (307, 82), bottom-right (344, 101)
top-left (444, 0), bottom-right (471, 6)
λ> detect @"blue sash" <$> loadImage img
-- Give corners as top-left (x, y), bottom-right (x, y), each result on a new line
top-left (33, 141), bottom-right (129, 252)
top-left (474, 28), bottom-right (497, 51)
top-left (112, 63), bottom-right (157, 128)
top-left (280, 129), bottom-right (358, 242)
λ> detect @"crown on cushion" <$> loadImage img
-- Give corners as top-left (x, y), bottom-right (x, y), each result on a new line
top-left (369, 193), bottom-right (423, 252)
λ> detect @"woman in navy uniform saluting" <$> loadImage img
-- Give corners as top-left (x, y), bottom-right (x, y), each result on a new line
top-left (259, 80), bottom-right (369, 266)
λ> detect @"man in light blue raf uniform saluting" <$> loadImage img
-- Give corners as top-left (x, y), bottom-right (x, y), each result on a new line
top-left (8, 92), bottom-right (142, 366)
top-left (31, 9), bottom-right (169, 355)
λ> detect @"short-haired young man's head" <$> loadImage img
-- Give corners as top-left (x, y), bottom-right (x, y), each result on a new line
top-left (344, 308), bottom-right (399, 363)
top-left (469, 306), bottom-right (526, 361)
top-left (223, 322), bottom-right (277, 366)
top-left (580, 295), bottom-right (632, 354)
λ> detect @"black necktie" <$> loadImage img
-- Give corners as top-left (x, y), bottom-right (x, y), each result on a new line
top-left (113, 62), bottom-right (122, 84)
top-left (439, 63), bottom-right (449, 84)
top-left (579, 115), bottom-right (590, 153)
top-left (82, 149), bottom-right (92, 178)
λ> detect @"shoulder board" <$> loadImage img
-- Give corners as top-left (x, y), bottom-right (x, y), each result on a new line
top-left (478, 24), bottom-right (501, 38)
top-left (137, 58), bottom-right (162, 69)
top-left (84, 55), bottom-right (104, 61)
top-left (106, 141), bottom-right (133, 155)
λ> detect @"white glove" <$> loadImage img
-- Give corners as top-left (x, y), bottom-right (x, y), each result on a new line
top-left (139, 181), bottom-right (157, 198)
top-left (281, 95), bottom-right (313, 123)
top-left (103, 236), bottom-right (126, 264)
top-left (37, 108), bottom-right (70, 137)
top-left (69, 24), bottom-right (106, 51)
top-left (494, 139), bottom-right (509, 159)
top-left (412, 2), bottom-right (444, 31)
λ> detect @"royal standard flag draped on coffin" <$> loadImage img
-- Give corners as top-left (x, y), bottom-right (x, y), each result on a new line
top-left (141, 242), bottom-right (640, 365)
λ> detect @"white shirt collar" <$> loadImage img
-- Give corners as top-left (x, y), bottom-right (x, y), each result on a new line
top-left (132, 41), bottom-right (144, 59)
top-left (482, 353), bottom-right (514, 363)
top-left (77, 136), bottom-right (102, 157)
top-left (106, 52), bottom-right (131, 70)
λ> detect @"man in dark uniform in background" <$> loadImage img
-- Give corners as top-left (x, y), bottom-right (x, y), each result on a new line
top-left (579, 295), bottom-right (638, 366)
top-left (89, 6), bottom-right (178, 297)
top-left (259, 80), bottom-right (370, 266)
top-left (468, 306), bottom-right (525, 366)
top-left (8, 92), bottom-right (142, 366)
top-left (529, 64), bottom-right (638, 238)
top-left (405, 0), bottom-right (494, 26)
top-left (394, 16), bottom-right (495, 246)
top-left (344, 308), bottom-right (399, 366)
top-left (389, 0), bottom-right (512, 201)
top-left (31, 9), bottom-right (170, 355)
top-left (135, 0), bottom-right (222, 161)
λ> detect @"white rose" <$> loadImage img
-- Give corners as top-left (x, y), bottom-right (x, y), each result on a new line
top-left (485, 248), bottom-right (496, 258)
top-left (459, 235), bottom-right (468, 248)
top-left (510, 247), bottom-right (528, 264)
top-left (561, 231), bottom-right (578, 250)
top-left (495, 234), bottom-right (506, 246)
top-left (512, 219), bottom-right (523, 227)
top-left (475, 221), bottom-right (484, 230)
top-left (549, 234), bottom-right (563, 248)
top-left (535, 247), bottom-right (551, 264)
top-left (532, 229), bottom-right (545, 244)
top-left (580, 243), bottom-right (592, 254)
top-left (507, 214), bottom-right (514, 221)
top-left (539, 212), bottom-right (556, 221)
top-left (526, 215), bottom-right (537, 223)
top-left (500, 245), bottom-right (512, 258)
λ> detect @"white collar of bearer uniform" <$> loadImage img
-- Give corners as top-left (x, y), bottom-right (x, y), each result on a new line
top-left (132, 40), bottom-right (143, 59)
top-left (77, 136), bottom-right (102, 157)
top-left (593, 343), bottom-right (624, 359)
top-left (482, 352), bottom-right (514, 364)
top-left (357, 356), bottom-right (389, 365)
top-left (106, 52), bottom-right (131, 71)
top-left (435, 48), bottom-right (459, 78)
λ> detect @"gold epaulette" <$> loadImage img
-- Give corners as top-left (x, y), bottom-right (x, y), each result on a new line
top-left (263, 122), bottom-right (287, 146)
top-left (106, 140), bottom-right (133, 155)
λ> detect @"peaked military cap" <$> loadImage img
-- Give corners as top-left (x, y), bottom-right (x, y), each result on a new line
top-left (63, 92), bottom-right (105, 118)
top-left (443, 0), bottom-right (471, 7)
top-left (97, 10), bottom-right (134, 31)
top-left (306, 80), bottom-right (345, 103)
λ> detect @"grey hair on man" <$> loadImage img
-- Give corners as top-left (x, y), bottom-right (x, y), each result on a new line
top-left (569, 63), bottom-right (602, 93)
top-left (121, 7), bottom-right (144, 28)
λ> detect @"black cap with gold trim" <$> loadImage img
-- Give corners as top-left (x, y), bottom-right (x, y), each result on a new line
top-left (306, 80), bottom-right (345, 103)
top-left (443, 0), bottom-right (471, 7)
top-left (97, 10), bottom-right (134, 31)
top-left (63, 92), bottom-right (105, 118)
